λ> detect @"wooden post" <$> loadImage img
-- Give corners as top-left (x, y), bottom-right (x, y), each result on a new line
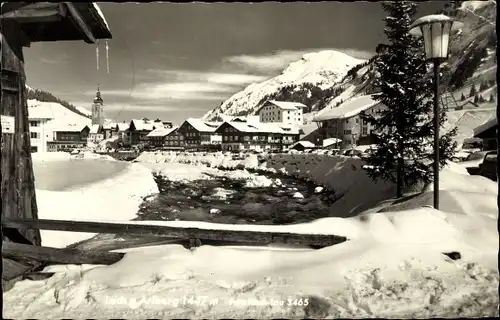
top-left (1, 20), bottom-right (41, 246)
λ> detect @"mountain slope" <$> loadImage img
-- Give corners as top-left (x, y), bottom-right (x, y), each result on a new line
top-left (309, 0), bottom-right (497, 146)
top-left (202, 50), bottom-right (366, 120)
top-left (26, 87), bottom-right (91, 119)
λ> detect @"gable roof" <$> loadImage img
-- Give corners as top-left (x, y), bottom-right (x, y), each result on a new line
top-left (473, 117), bottom-right (497, 138)
top-left (183, 118), bottom-right (222, 132)
top-left (130, 119), bottom-right (156, 131)
top-left (89, 124), bottom-right (103, 134)
top-left (1, 3), bottom-right (112, 44)
top-left (256, 100), bottom-right (308, 115)
top-left (115, 122), bottom-right (129, 131)
top-left (290, 141), bottom-right (316, 149)
top-left (267, 100), bottom-right (307, 110)
top-left (313, 95), bottom-right (382, 121)
top-left (147, 126), bottom-right (179, 137)
top-left (28, 104), bottom-right (54, 120)
top-left (53, 124), bottom-right (89, 133)
top-left (217, 121), bottom-right (301, 135)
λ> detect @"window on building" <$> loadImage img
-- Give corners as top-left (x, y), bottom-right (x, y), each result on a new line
top-left (344, 129), bottom-right (352, 135)
top-left (30, 132), bottom-right (40, 139)
top-left (244, 136), bottom-right (250, 142)
top-left (29, 121), bottom-right (39, 127)
top-left (31, 146), bottom-right (38, 153)
top-left (356, 118), bottom-right (359, 123)
top-left (362, 126), bottom-right (368, 136)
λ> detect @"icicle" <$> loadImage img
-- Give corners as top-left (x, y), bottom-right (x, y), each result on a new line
top-left (96, 40), bottom-right (100, 71)
top-left (105, 40), bottom-right (110, 74)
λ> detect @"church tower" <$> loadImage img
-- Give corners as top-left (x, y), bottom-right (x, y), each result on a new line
top-left (91, 85), bottom-right (105, 125)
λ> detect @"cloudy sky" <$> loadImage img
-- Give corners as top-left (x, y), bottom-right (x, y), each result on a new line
top-left (24, 2), bottom-right (442, 124)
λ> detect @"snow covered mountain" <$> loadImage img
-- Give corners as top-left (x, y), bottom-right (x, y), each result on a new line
top-left (203, 50), bottom-right (366, 120)
top-left (303, 0), bottom-right (497, 146)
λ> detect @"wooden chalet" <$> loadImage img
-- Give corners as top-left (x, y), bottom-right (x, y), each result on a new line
top-left (146, 126), bottom-right (180, 148)
top-left (215, 120), bottom-right (300, 152)
top-left (48, 124), bottom-right (90, 152)
top-left (473, 117), bottom-right (498, 151)
top-left (177, 118), bottom-right (222, 148)
top-left (127, 118), bottom-right (157, 146)
top-left (102, 122), bottom-right (115, 139)
top-left (0, 2), bottom-right (112, 289)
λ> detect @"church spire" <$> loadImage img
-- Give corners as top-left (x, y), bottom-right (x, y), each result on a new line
top-left (94, 84), bottom-right (103, 104)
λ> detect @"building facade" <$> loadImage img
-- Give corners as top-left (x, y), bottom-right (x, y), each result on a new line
top-left (127, 119), bottom-right (156, 147)
top-left (177, 119), bottom-right (222, 147)
top-left (146, 126), bottom-right (180, 148)
top-left (257, 100), bottom-right (306, 126)
top-left (215, 121), bottom-right (300, 152)
top-left (473, 117), bottom-right (497, 151)
top-left (313, 95), bottom-right (386, 149)
top-left (48, 125), bottom-right (90, 152)
top-left (88, 124), bottom-right (104, 144)
top-left (28, 117), bottom-right (53, 153)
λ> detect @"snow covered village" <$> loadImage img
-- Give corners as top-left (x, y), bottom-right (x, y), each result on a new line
top-left (1, 1), bottom-right (498, 318)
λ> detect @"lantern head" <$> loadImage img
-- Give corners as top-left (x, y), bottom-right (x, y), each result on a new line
top-left (409, 14), bottom-right (463, 61)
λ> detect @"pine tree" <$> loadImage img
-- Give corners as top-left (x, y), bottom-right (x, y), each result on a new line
top-left (489, 93), bottom-right (495, 102)
top-left (479, 95), bottom-right (486, 103)
top-left (361, 1), bottom-right (457, 198)
top-left (479, 80), bottom-right (488, 92)
top-left (460, 93), bottom-right (466, 101)
top-left (469, 83), bottom-right (477, 97)
top-left (474, 94), bottom-right (479, 103)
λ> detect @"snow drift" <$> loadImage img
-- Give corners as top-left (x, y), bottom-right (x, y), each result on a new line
top-left (32, 152), bottom-right (159, 247)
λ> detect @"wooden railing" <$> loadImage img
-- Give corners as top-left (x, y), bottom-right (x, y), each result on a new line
top-left (2, 218), bottom-right (347, 248)
top-left (2, 217), bottom-right (347, 281)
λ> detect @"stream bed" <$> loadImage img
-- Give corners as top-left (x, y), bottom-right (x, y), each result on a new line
top-left (136, 172), bottom-right (339, 225)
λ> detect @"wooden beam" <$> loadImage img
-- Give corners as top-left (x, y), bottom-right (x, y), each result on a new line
top-left (64, 2), bottom-right (96, 44)
top-left (2, 242), bottom-right (125, 265)
top-left (2, 218), bottom-right (347, 247)
top-left (0, 3), bottom-right (64, 23)
top-left (2, 258), bottom-right (36, 281)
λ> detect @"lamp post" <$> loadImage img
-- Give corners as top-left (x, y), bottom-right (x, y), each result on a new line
top-left (409, 14), bottom-right (463, 210)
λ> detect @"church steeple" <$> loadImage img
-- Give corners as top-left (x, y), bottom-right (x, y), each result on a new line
top-left (93, 84), bottom-right (104, 105)
top-left (91, 84), bottom-right (105, 125)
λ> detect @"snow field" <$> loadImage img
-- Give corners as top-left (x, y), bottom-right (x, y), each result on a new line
top-left (3, 150), bottom-right (498, 318)
top-left (31, 152), bottom-right (159, 248)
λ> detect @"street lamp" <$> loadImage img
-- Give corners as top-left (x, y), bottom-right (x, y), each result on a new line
top-left (409, 14), bottom-right (463, 210)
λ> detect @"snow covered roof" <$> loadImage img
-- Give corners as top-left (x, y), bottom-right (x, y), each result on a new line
top-left (255, 100), bottom-right (308, 115)
top-left (219, 121), bottom-right (301, 135)
top-left (92, 3), bottom-right (110, 32)
top-left (130, 119), bottom-right (155, 131)
top-left (323, 137), bottom-right (342, 147)
top-left (53, 124), bottom-right (89, 132)
top-left (184, 118), bottom-right (222, 133)
top-left (313, 95), bottom-right (382, 121)
top-left (147, 126), bottom-right (179, 137)
top-left (102, 123), bottom-right (115, 130)
top-left (291, 141), bottom-right (316, 149)
top-left (473, 117), bottom-right (497, 137)
top-left (28, 104), bottom-right (54, 120)
top-left (89, 124), bottom-right (103, 134)
top-left (116, 123), bottom-right (129, 131)
top-left (267, 100), bottom-right (307, 110)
